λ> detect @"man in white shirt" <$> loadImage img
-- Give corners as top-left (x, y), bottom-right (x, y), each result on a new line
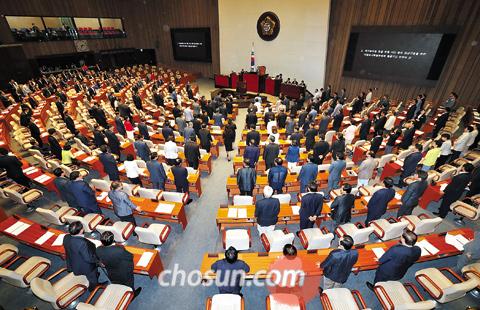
top-left (184, 106), bottom-right (193, 122)
top-left (164, 136), bottom-right (179, 166)
top-left (343, 122), bottom-right (357, 145)
top-left (466, 125), bottom-right (478, 151)
top-left (451, 127), bottom-right (472, 161)
top-left (331, 102), bottom-right (343, 117)
top-left (384, 111), bottom-right (396, 133)
top-left (365, 89), bottom-right (373, 104)
top-left (435, 133), bottom-right (452, 169)
top-left (124, 154), bottom-right (142, 185)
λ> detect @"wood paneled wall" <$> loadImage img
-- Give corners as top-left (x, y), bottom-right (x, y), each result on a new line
top-left (0, 0), bottom-right (220, 77)
top-left (325, 0), bottom-right (480, 107)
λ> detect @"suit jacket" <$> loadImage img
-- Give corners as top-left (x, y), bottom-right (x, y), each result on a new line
top-left (138, 122), bottom-right (150, 140)
top-left (443, 172), bottom-right (472, 203)
top-left (401, 152), bottom-right (422, 178)
top-left (328, 160), bottom-right (346, 183)
top-left (63, 235), bottom-right (98, 279)
top-left (162, 126), bottom-right (174, 142)
top-left (237, 167), bottom-right (256, 192)
top-left (376, 244), bottom-right (421, 282)
top-left (70, 180), bottom-right (101, 213)
top-left (171, 166), bottom-right (189, 190)
top-left (65, 115), bottom-right (76, 134)
top-left (330, 193), bottom-right (355, 224)
top-left (104, 129), bottom-right (121, 155)
top-left (115, 117), bottom-right (126, 136)
top-left (184, 141), bottom-right (201, 165)
top-left (300, 192), bottom-right (324, 221)
top-left (96, 245), bottom-right (134, 288)
top-left (370, 135), bottom-right (383, 154)
top-left (298, 163), bottom-right (318, 189)
top-left (401, 180), bottom-right (428, 207)
top-left (93, 130), bottom-right (106, 148)
top-left (48, 135), bottom-right (62, 159)
top-left (359, 119), bottom-right (372, 140)
top-left (198, 129), bottom-right (213, 149)
top-left (321, 248), bottom-right (359, 283)
top-left (53, 177), bottom-right (79, 209)
top-left (399, 127), bottom-right (415, 149)
top-left (246, 113), bottom-right (258, 127)
top-left (290, 132), bottom-right (303, 146)
top-left (244, 145), bottom-right (260, 167)
top-left (99, 153), bottom-right (119, 180)
top-left (134, 140), bottom-right (151, 162)
top-left (318, 116), bottom-right (331, 134)
top-left (268, 166), bottom-right (288, 191)
top-left (366, 188), bottom-right (395, 223)
top-left (147, 160), bottom-right (167, 184)
top-left (0, 155), bottom-right (26, 180)
top-left (263, 143), bottom-right (280, 169)
top-left (255, 197), bottom-right (280, 226)
top-left (246, 130), bottom-right (261, 146)
top-left (118, 103), bottom-right (132, 119)
top-left (183, 127), bottom-right (196, 141)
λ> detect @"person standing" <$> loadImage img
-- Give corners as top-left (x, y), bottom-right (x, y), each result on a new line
top-left (365, 178), bottom-right (395, 225)
top-left (171, 158), bottom-right (190, 197)
top-left (268, 158), bottom-right (288, 194)
top-left (96, 232), bottom-right (142, 298)
top-left (451, 126), bottom-right (472, 161)
top-left (115, 113), bottom-right (127, 137)
top-left (298, 155), bottom-right (319, 193)
top-left (263, 136), bottom-right (279, 170)
top-left (184, 136), bottom-right (201, 170)
top-left (52, 168), bottom-right (79, 210)
top-left (164, 137), bottom-right (179, 166)
top-left (366, 230), bottom-right (421, 288)
top-left (255, 186), bottom-right (280, 235)
top-left (98, 145), bottom-right (120, 181)
top-left (299, 182), bottom-right (324, 230)
top-left (108, 181), bottom-right (141, 224)
top-left (223, 120), bottom-right (236, 161)
top-left (237, 159), bottom-right (256, 196)
top-left (63, 221), bottom-right (100, 290)
top-left (285, 140), bottom-right (300, 170)
top-left (147, 153), bottom-right (167, 190)
top-left (398, 144), bottom-right (423, 187)
top-left (133, 135), bottom-right (151, 162)
top-left (137, 118), bottom-right (150, 140)
top-left (104, 125), bottom-right (121, 157)
top-left (421, 140), bottom-right (441, 171)
top-left (0, 148), bottom-right (31, 187)
top-left (358, 114), bottom-right (372, 141)
top-left (325, 153), bottom-right (346, 200)
top-left (69, 171), bottom-right (102, 214)
top-left (330, 184), bottom-right (355, 226)
top-left (243, 140), bottom-right (260, 168)
top-left (435, 134), bottom-right (452, 169)
top-left (124, 154), bottom-right (143, 185)
top-left (211, 247), bottom-right (250, 295)
top-left (357, 152), bottom-right (377, 187)
top-left (456, 230), bottom-right (480, 271)
top-left (397, 170), bottom-right (428, 217)
top-left (319, 235), bottom-right (358, 290)
top-left (198, 124), bottom-right (213, 152)
top-left (398, 122), bottom-right (415, 150)
top-left (48, 128), bottom-right (62, 160)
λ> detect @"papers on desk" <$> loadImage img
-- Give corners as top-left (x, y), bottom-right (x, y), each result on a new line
top-left (34, 174), bottom-right (52, 183)
top-left (371, 247), bottom-right (385, 259)
top-left (395, 193), bottom-right (402, 200)
top-left (227, 208), bottom-right (248, 218)
top-left (83, 156), bottom-right (95, 162)
top-left (52, 234), bottom-right (65, 247)
top-left (73, 150), bottom-right (86, 157)
top-left (155, 203), bottom-right (174, 214)
top-left (238, 209), bottom-right (247, 218)
top-left (35, 231), bottom-right (54, 245)
top-left (96, 192), bottom-right (108, 201)
top-left (346, 170), bottom-right (357, 177)
top-left (394, 160), bottom-right (404, 166)
top-left (440, 184), bottom-right (448, 192)
top-left (23, 166), bottom-right (38, 175)
top-left (445, 233), bottom-right (470, 251)
top-left (291, 205), bottom-right (300, 216)
top-left (416, 240), bottom-right (440, 256)
top-left (4, 221), bottom-right (31, 236)
top-left (137, 251), bottom-right (154, 267)
top-left (118, 164), bottom-right (125, 171)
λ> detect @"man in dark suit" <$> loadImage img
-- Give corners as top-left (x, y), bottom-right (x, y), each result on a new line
top-left (132, 92), bottom-right (143, 111)
top-left (70, 171), bottom-right (102, 214)
top-left (397, 170), bottom-right (428, 217)
top-left (171, 159), bottom-right (191, 202)
top-left (65, 115), bottom-right (76, 135)
top-left (365, 177), bottom-right (396, 225)
top-left (198, 124), bottom-right (213, 152)
top-left (369, 132), bottom-right (384, 156)
top-left (358, 114), bottom-right (372, 141)
top-left (133, 135), bottom-right (151, 162)
top-left (147, 153), bottom-right (167, 190)
top-left (290, 127), bottom-right (304, 146)
top-left (93, 125), bottom-right (107, 148)
top-left (320, 235), bottom-right (358, 289)
top-left (237, 159), bottom-right (256, 196)
top-left (299, 182), bottom-right (324, 230)
top-left (246, 125), bottom-right (261, 146)
top-left (53, 168), bottom-right (79, 210)
top-left (63, 221), bottom-right (99, 290)
top-left (27, 120), bottom-right (43, 148)
top-left (245, 109), bottom-right (258, 128)
top-left (162, 123), bottom-right (174, 142)
top-left (263, 136), bottom-right (279, 170)
top-left (55, 100), bottom-right (65, 119)
top-left (104, 125), bottom-right (121, 157)
top-left (48, 128), bottom-right (62, 160)
top-left (298, 155), bottom-right (318, 193)
top-left (435, 163), bottom-right (474, 218)
top-left (366, 230), bottom-right (421, 288)
top-left (118, 102), bottom-right (133, 122)
top-left (268, 158), bottom-right (288, 194)
top-left (398, 144), bottom-right (423, 187)
top-left (312, 135), bottom-right (330, 164)
top-left (184, 136), bottom-right (201, 170)
top-left (304, 123), bottom-right (317, 151)
top-left (211, 247), bottom-right (250, 295)
top-left (243, 140), bottom-right (260, 168)
top-left (398, 122), bottom-right (415, 150)
top-left (115, 113), bottom-right (127, 137)
top-left (98, 145), bottom-right (120, 181)
top-left (431, 108), bottom-right (450, 138)
top-left (255, 186), bottom-right (280, 234)
top-left (330, 184), bottom-right (355, 226)
top-left (96, 232), bottom-right (142, 297)
top-left (0, 148), bottom-right (31, 187)
top-left (138, 119), bottom-right (150, 140)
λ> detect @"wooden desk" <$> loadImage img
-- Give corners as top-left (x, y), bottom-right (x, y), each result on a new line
top-left (95, 190), bottom-right (188, 230)
top-left (418, 181), bottom-right (447, 209)
top-left (380, 161), bottom-right (403, 181)
top-left (21, 165), bottom-right (59, 195)
top-left (200, 228), bottom-right (474, 279)
top-left (0, 216), bottom-right (163, 278)
top-left (150, 133), bottom-right (220, 158)
top-left (72, 151), bottom-right (107, 177)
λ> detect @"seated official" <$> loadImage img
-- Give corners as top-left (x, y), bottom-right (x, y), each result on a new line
top-left (320, 235), bottom-right (358, 290)
top-left (211, 247), bottom-right (250, 295)
top-left (96, 232), bottom-right (142, 298)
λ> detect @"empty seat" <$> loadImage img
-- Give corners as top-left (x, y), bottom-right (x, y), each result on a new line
top-left (450, 196), bottom-right (480, 224)
top-left (0, 244), bottom-right (18, 265)
top-left (370, 219), bottom-right (409, 241)
top-left (134, 223), bottom-right (171, 247)
top-left (461, 262), bottom-right (480, 289)
top-left (63, 213), bottom-right (104, 233)
top-left (298, 228), bottom-right (334, 250)
top-left (206, 294), bottom-right (244, 310)
top-left (121, 183), bottom-right (139, 196)
top-left (3, 186), bottom-right (43, 206)
top-left (378, 154), bottom-right (395, 169)
top-left (223, 229), bottom-right (251, 251)
top-left (399, 214), bottom-right (442, 235)
top-left (90, 179), bottom-right (111, 192)
top-left (358, 185), bottom-right (383, 196)
top-left (415, 267), bottom-right (479, 303)
top-left (233, 195), bottom-right (254, 205)
top-left (261, 229), bottom-right (295, 252)
top-left (266, 293), bottom-right (306, 310)
top-left (95, 221), bottom-right (134, 243)
top-left (272, 194), bottom-right (291, 204)
top-left (76, 284), bottom-right (133, 310)
top-left (373, 281), bottom-right (436, 309)
top-left (161, 191), bottom-right (188, 204)
top-left (137, 187), bottom-right (162, 200)
top-left (35, 205), bottom-right (77, 225)
top-left (0, 256), bottom-right (51, 288)
top-left (335, 223), bottom-right (374, 245)
top-left (320, 288), bottom-right (370, 310)
top-left (31, 268), bottom-right (89, 309)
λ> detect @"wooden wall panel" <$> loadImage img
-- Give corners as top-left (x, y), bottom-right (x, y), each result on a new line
top-left (325, 0), bottom-right (480, 107)
top-left (0, 0), bottom-right (220, 77)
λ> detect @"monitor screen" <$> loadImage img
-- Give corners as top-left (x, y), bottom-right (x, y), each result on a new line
top-left (170, 28), bottom-right (212, 62)
top-left (343, 27), bottom-right (456, 86)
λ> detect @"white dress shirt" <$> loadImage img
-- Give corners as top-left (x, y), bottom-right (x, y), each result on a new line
top-left (164, 141), bottom-right (179, 159)
top-left (184, 107), bottom-right (193, 122)
top-left (453, 132), bottom-right (470, 152)
top-left (440, 140), bottom-right (452, 155)
top-left (124, 160), bottom-right (140, 178)
top-left (467, 130), bottom-right (478, 147)
top-left (365, 92), bottom-right (372, 103)
top-left (384, 115), bottom-right (396, 131)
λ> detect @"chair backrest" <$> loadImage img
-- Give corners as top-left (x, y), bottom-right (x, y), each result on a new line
top-left (3, 188), bottom-right (26, 205)
top-left (308, 232), bottom-right (334, 250)
top-left (352, 226), bottom-right (374, 244)
top-left (233, 195), bottom-right (253, 206)
top-left (161, 191), bottom-right (186, 203)
top-left (322, 288), bottom-right (360, 310)
top-left (272, 194), bottom-right (291, 204)
top-left (186, 167), bottom-right (197, 175)
top-left (135, 159), bottom-right (147, 168)
top-left (33, 154), bottom-right (50, 171)
top-left (378, 154), bottom-right (395, 168)
top-left (325, 130), bottom-right (335, 144)
top-left (397, 149), bottom-right (412, 160)
top-left (96, 224), bottom-right (126, 242)
top-left (36, 207), bottom-right (62, 225)
top-left (137, 187), bottom-right (161, 200)
top-left (416, 217), bottom-right (442, 235)
top-left (91, 179), bottom-right (111, 192)
top-left (120, 183), bottom-right (138, 196)
top-left (268, 231), bottom-right (295, 252)
top-left (441, 278), bottom-right (479, 303)
top-left (383, 221), bottom-right (408, 241)
top-left (210, 294), bottom-right (242, 310)
top-left (353, 140), bottom-right (366, 148)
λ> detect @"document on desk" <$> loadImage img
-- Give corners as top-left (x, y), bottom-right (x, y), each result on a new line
top-left (34, 175), bottom-right (51, 183)
top-left (52, 234), bottom-right (66, 247)
top-left (118, 164), bottom-right (125, 171)
top-left (35, 231), bottom-right (55, 245)
top-left (73, 150), bottom-right (86, 157)
top-left (416, 240), bottom-right (440, 256)
top-left (137, 252), bottom-right (154, 267)
top-left (96, 192), bottom-right (108, 201)
top-left (395, 193), bottom-right (402, 200)
top-left (291, 205), bottom-right (300, 216)
top-left (155, 203), bottom-right (174, 214)
top-left (5, 221), bottom-right (31, 236)
top-left (227, 208), bottom-right (238, 218)
top-left (237, 208), bottom-right (247, 218)
top-left (83, 156), bottom-right (95, 162)
top-left (440, 184), bottom-right (448, 192)
top-left (371, 247), bottom-right (385, 259)
top-left (445, 233), bottom-right (465, 251)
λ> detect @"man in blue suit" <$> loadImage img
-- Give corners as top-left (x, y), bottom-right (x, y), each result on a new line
top-left (138, 118), bottom-right (150, 140)
top-left (70, 171), bottom-right (102, 214)
top-left (299, 182), bottom-right (324, 230)
top-left (367, 230), bottom-right (421, 288)
top-left (243, 139), bottom-right (260, 168)
top-left (104, 125), bottom-right (121, 157)
top-left (268, 158), bottom-right (288, 194)
top-left (325, 153), bottom-right (346, 200)
top-left (298, 155), bottom-right (318, 193)
top-left (115, 113), bottom-right (126, 136)
top-left (255, 186), bottom-right (280, 234)
top-left (147, 153), bottom-right (167, 190)
top-left (133, 135), bottom-right (151, 162)
top-left (397, 170), bottom-right (428, 217)
top-left (98, 145), bottom-right (120, 181)
top-left (365, 177), bottom-right (396, 225)
top-left (320, 235), bottom-right (358, 289)
top-left (397, 144), bottom-right (423, 187)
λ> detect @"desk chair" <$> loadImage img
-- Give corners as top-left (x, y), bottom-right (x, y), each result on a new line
top-left (160, 191), bottom-right (189, 204)
top-left (63, 213), bottom-right (105, 233)
top-left (90, 179), bottom-right (112, 192)
top-left (206, 294), bottom-right (244, 310)
top-left (0, 255), bottom-right (51, 288)
top-left (137, 187), bottom-right (163, 200)
top-left (450, 196), bottom-right (480, 225)
top-left (373, 281), bottom-right (437, 309)
top-left (399, 214), bottom-right (442, 235)
top-left (95, 221), bottom-right (134, 243)
top-left (272, 194), bottom-right (291, 204)
top-left (0, 243), bottom-right (18, 266)
top-left (3, 185), bottom-right (43, 209)
top-left (36, 205), bottom-right (77, 226)
top-left (223, 229), bottom-right (251, 251)
top-left (76, 284), bottom-right (134, 310)
top-left (461, 262), bottom-right (480, 291)
top-left (266, 294), bottom-right (306, 310)
top-left (370, 219), bottom-right (409, 241)
top-left (320, 288), bottom-right (370, 309)
top-left (298, 227), bottom-right (334, 250)
top-left (233, 195), bottom-right (254, 206)
top-left (135, 223), bottom-right (171, 248)
top-left (120, 183), bottom-right (139, 196)
top-left (335, 223), bottom-right (374, 245)
top-left (261, 229), bottom-right (295, 252)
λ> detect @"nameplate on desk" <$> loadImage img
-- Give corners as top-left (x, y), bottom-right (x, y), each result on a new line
top-left (445, 233), bottom-right (470, 251)
top-left (137, 251), bottom-right (154, 267)
top-left (4, 221), bottom-right (31, 236)
top-left (35, 231), bottom-right (55, 245)
top-left (96, 192), bottom-right (108, 201)
top-left (155, 203), bottom-right (174, 214)
top-left (371, 247), bottom-right (385, 259)
top-left (52, 234), bottom-right (66, 247)
top-left (34, 174), bottom-right (51, 183)
top-left (23, 167), bottom-right (38, 175)
top-left (83, 156), bottom-right (95, 162)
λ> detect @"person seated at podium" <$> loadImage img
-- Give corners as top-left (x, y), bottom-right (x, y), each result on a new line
top-left (211, 247), bottom-right (250, 295)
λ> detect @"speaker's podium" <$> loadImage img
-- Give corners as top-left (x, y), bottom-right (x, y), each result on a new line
top-left (236, 81), bottom-right (247, 94)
